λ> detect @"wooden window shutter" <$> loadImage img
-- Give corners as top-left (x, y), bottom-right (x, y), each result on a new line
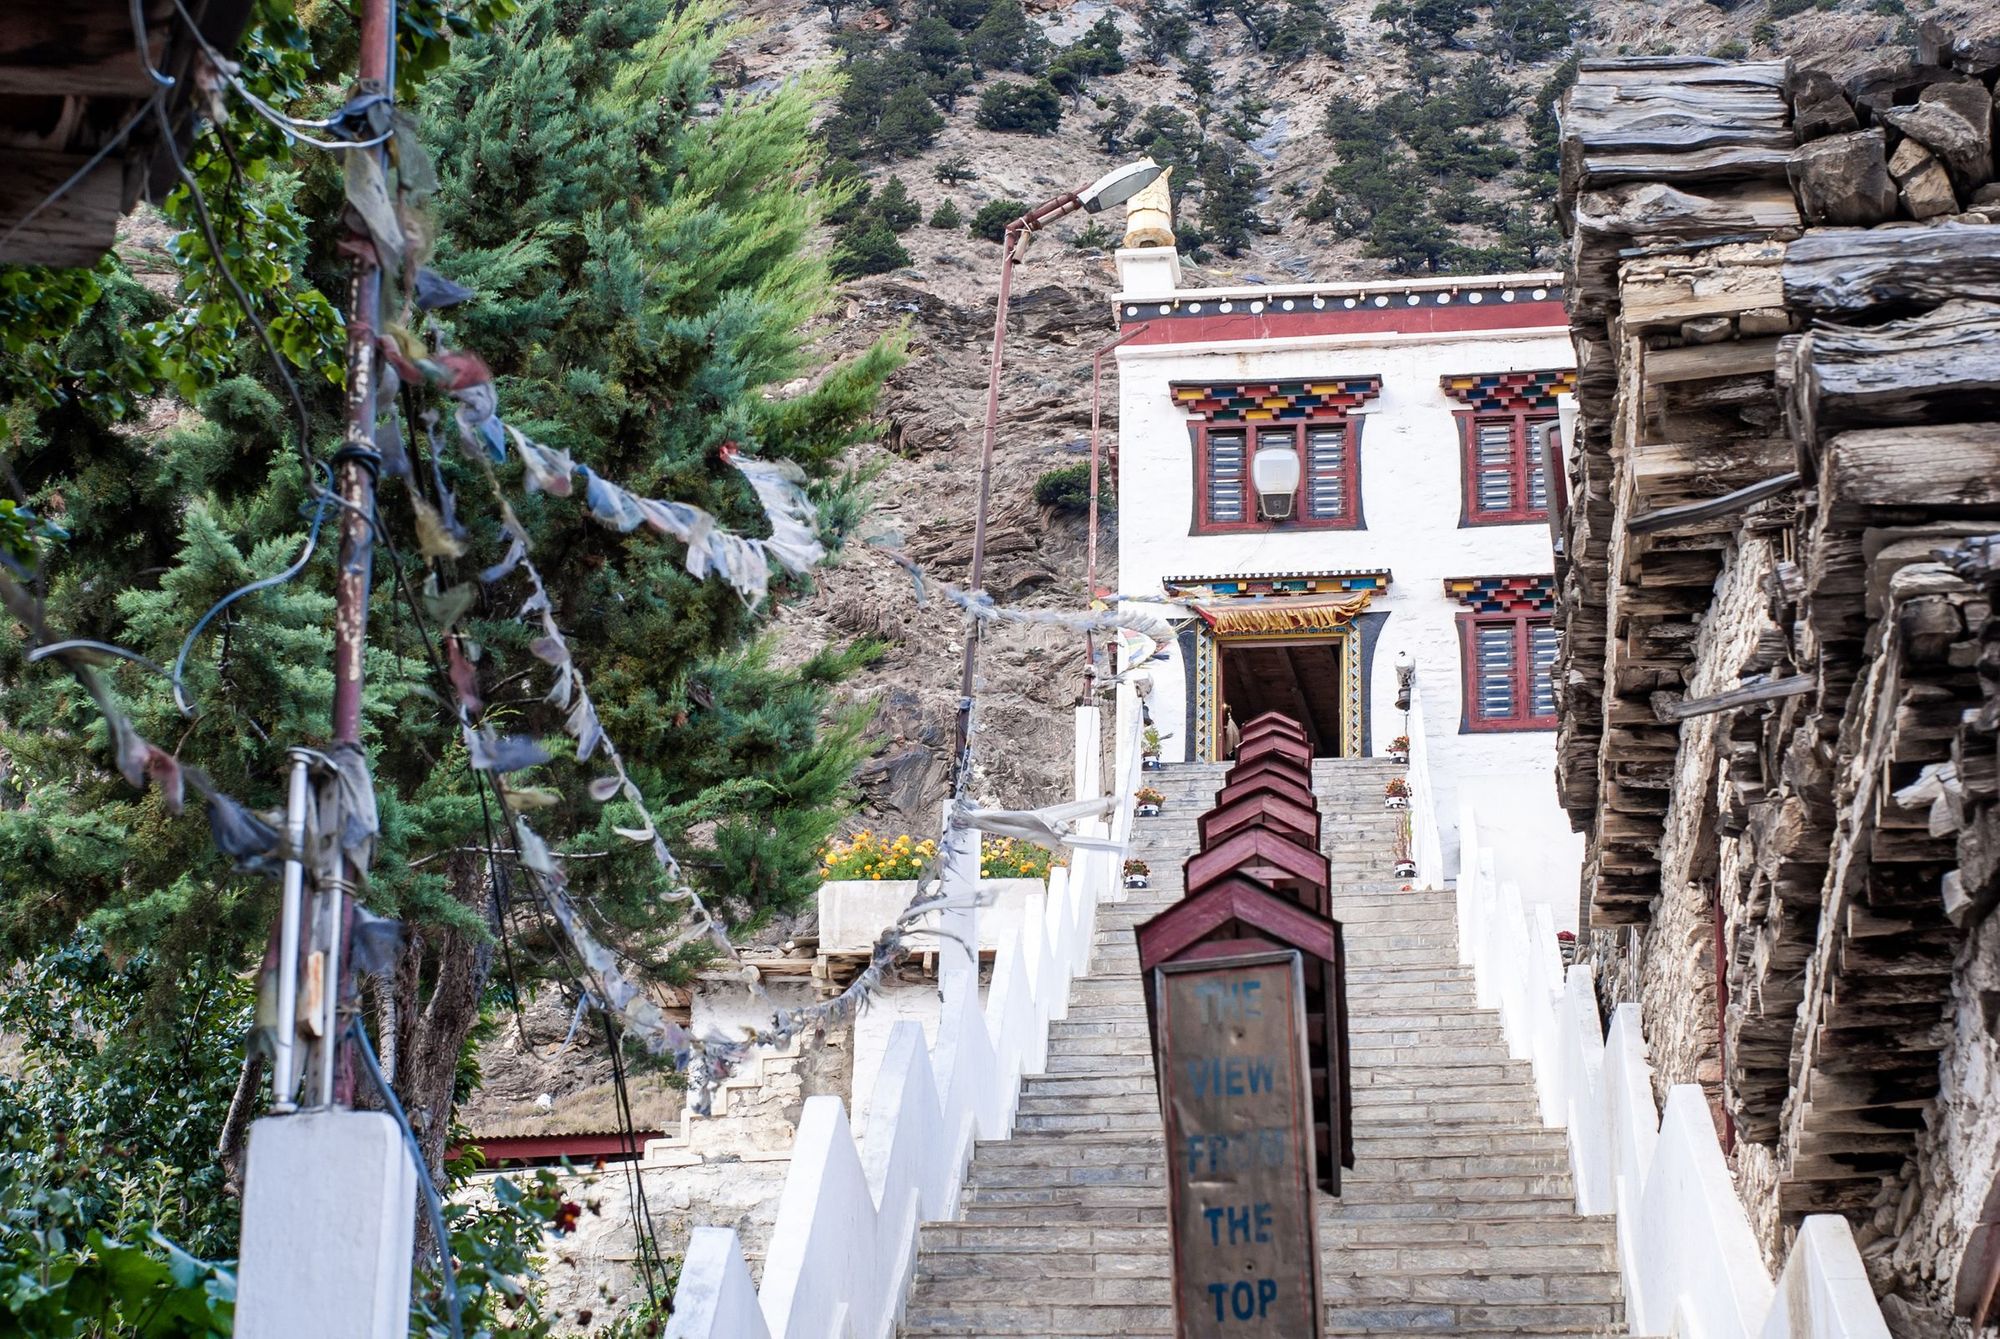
top-left (1207, 430), bottom-right (1246, 524)
top-left (1526, 422), bottom-right (1551, 514)
top-left (1474, 623), bottom-right (1518, 721)
top-left (1472, 420), bottom-right (1516, 515)
top-left (1529, 621), bottom-right (1559, 717)
top-left (1304, 425), bottom-right (1347, 521)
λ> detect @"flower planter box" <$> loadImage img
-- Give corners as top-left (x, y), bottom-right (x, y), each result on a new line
top-left (1124, 874), bottom-right (1151, 889)
top-left (1136, 803), bottom-right (1163, 819)
top-left (1384, 794), bottom-right (1409, 810)
top-left (1142, 755), bottom-right (1165, 771)
top-left (1388, 749), bottom-right (1409, 764)
top-left (816, 877), bottom-right (1046, 957)
top-left (1393, 859), bottom-right (1418, 879)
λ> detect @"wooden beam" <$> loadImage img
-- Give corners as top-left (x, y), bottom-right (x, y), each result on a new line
top-left (0, 2), bottom-right (174, 98)
top-left (1646, 338), bottom-right (1782, 384)
top-left (0, 146), bottom-right (124, 267)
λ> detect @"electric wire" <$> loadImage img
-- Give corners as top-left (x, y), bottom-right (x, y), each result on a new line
top-left (600, 1014), bottom-right (667, 1317)
top-left (167, 0), bottom-right (393, 150)
top-left (351, 1019), bottom-right (465, 1339)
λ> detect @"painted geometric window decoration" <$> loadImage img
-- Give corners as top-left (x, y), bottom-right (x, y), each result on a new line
top-left (1444, 575), bottom-right (1558, 615)
top-left (1446, 575), bottom-right (1558, 731)
top-left (1174, 378), bottom-right (1382, 534)
top-left (1439, 368), bottom-right (1576, 412)
top-left (1172, 377), bottom-right (1383, 423)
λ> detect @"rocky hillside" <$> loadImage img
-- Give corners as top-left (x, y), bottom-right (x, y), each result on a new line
top-left (757, 0), bottom-right (1987, 833)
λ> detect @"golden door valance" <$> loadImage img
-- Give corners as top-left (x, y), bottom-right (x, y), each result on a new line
top-left (1193, 591), bottom-right (1374, 637)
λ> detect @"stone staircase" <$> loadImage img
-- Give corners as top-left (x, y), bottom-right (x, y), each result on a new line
top-left (898, 760), bottom-right (1627, 1337)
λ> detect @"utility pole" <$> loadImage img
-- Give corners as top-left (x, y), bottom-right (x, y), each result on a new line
top-left (235, 0), bottom-right (417, 1331)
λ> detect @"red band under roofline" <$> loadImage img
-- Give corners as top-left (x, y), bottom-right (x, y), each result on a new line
top-left (1115, 300), bottom-right (1569, 346)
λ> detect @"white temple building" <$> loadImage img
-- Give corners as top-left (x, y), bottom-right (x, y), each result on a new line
top-left (1109, 233), bottom-right (1584, 925)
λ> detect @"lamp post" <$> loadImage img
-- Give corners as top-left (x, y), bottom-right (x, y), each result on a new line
top-left (950, 158), bottom-right (1166, 792)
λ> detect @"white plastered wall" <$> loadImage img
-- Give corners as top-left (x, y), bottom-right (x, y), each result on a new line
top-left (1112, 285), bottom-right (1583, 925)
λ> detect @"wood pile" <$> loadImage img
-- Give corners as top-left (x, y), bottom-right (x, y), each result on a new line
top-left (1553, 31), bottom-right (2000, 1220)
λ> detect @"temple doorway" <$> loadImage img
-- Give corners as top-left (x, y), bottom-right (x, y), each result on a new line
top-left (1219, 638), bottom-right (1347, 756)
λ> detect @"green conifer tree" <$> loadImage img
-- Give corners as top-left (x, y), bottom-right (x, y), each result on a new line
top-left (873, 175), bottom-right (923, 231)
top-left (929, 198), bottom-right (965, 228)
top-left (0, 0), bottom-right (900, 1187)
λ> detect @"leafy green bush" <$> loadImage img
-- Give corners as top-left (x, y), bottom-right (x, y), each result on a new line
top-left (934, 153), bottom-right (978, 184)
top-left (968, 0), bottom-right (1046, 71)
top-left (975, 79), bottom-right (1063, 132)
top-left (930, 198), bottom-right (965, 228)
top-left (1035, 462), bottom-right (1115, 514)
top-left (969, 198), bottom-right (1029, 241)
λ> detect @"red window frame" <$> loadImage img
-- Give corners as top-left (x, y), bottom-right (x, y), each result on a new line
top-left (1189, 419), bottom-right (1365, 535)
top-left (1458, 612), bottom-right (1558, 732)
top-left (1458, 410), bottom-right (1556, 526)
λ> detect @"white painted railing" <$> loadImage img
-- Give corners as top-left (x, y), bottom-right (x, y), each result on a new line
top-left (1400, 679), bottom-right (1447, 889)
top-left (665, 704), bottom-right (1131, 1339)
top-left (1456, 805), bottom-right (1890, 1339)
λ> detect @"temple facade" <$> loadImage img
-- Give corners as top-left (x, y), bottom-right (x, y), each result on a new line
top-left (1109, 240), bottom-right (1583, 913)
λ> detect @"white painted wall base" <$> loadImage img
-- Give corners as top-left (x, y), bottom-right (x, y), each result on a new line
top-left (1456, 805), bottom-right (1892, 1339)
top-left (664, 706), bottom-right (1139, 1339)
top-left (236, 1110), bottom-right (415, 1339)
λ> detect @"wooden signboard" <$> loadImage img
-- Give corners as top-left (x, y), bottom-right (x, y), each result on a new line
top-left (1153, 950), bottom-right (1325, 1338)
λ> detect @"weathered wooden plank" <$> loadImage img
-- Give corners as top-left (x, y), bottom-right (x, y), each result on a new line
top-left (1789, 304), bottom-right (2000, 446)
top-left (1646, 337), bottom-right (1781, 384)
top-left (1784, 223), bottom-right (2000, 315)
top-left (0, 1), bottom-right (173, 98)
top-left (0, 147), bottom-right (125, 268)
top-left (1569, 145), bottom-right (1796, 199)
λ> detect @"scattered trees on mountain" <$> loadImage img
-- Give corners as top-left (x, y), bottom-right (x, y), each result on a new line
top-left (970, 198), bottom-right (1031, 241)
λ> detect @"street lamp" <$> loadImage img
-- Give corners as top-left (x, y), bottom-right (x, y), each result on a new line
top-left (951, 158), bottom-right (1166, 788)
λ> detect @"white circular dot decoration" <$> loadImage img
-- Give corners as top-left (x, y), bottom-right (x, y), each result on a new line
top-left (1250, 301), bottom-right (1264, 313)
top-left (1406, 294), bottom-right (1420, 306)
top-left (1282, 299), bottom-right (1295, 311)
top-left (1502, 290), bottom-right (1516, 302)
top-left (1314, 297), bottom-right (1327, 309)
top-left (1437, 293), bottom-right (1451, 304)
top-left (1158, 305), bottom-right (1171, 315)
top-left (1189, 303), bottom-right (1202, 313)
top-left (1468, 292), bottom-right (1483, 304)
top-left (1126, 306), bottom-right (1139, 316)
top-left (1341, 297), bottom-right (1354, 309)
top-left (1533, 287), bottom-right (1549, 300)
top-left (1374, 296), bottom-right (1389, 307)
top-left (1219, 302), bottom-right (1233, 313)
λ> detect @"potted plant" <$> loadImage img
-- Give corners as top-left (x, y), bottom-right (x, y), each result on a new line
top-left (1558, 929), bottom-right (1577, 964)
top-left (1135, 785), bottom-right (1166, 818)
top-left (1124, 859), bottom-right (1151, 889)
top-left (1383, 777), bottom-right (1410, 810)
top-left (1142, 726), bottom-right (1165, 770)
top-left (1388, 734), bottom-right (1410, 764)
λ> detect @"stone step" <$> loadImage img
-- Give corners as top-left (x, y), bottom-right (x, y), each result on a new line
top-left (900, 1301), bottom-right (1622, 1335)
top-left (908, 1272), bottom-right (1622, 1309)
top-left (1012, 1103), bottom-right (1546, 1135)
top-left (963, 1171), bottom-right (1576, 1209)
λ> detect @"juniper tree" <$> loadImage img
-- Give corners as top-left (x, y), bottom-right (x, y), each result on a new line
top-left (0, 0), bottom-right (898, 1192)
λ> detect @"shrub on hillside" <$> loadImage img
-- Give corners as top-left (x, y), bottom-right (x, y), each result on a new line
top-left (873, 175), bottom-right (921, 232)
top-left (833, 218), bottom-right (911, 276)
top-left (975, 79), bottom-right (1063, 132)
top-left (1035, 462), bottom-right (1115, 514)
top-left (969, 198), bottom-right (1029, 241)
top-left (929, 198), bottom-right (965, 228)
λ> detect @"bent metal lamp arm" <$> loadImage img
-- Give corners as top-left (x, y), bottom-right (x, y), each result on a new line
top-left (950, 159), bottom-right (1167, 781)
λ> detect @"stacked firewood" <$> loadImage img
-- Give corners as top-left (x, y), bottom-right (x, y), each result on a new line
top-left (1552, 25), bottom-right (2000, 1254)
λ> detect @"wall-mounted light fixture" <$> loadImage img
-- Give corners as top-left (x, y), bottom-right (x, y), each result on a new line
top-left (1252, 440), bottom-right (1301, 521)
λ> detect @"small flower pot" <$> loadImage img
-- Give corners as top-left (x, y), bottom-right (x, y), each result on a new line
top-left (1124, 874), bottom-right (1151, 889)
top-left (1142, 755), bottom-right (1165, 771)
top-left (1136, 802), bottom-right (1162, 819)
top-left (1384, 794), bottom-right (1409, 810)
top-left (1388, 749), bottom-right (1409, 764)
top-left (1393, 859), bottom-right (1418, 879)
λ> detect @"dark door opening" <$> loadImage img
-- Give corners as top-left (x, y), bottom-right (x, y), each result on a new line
top-left (1218, 638), bottom-right (1345, 757)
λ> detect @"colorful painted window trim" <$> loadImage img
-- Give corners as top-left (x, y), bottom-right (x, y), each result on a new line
top-left (1175, 377), bottom-right (1381, 536)
top-left (1458, 613), bottom-right (1559, 732)
top-left (1458, 410), bottom-right (1557, 526)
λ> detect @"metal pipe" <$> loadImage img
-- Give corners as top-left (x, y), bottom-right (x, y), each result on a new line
top-left (272, 751), bottom-right (312, 1111)
top-left (951, 191), bottom-right (1091, 782)
top-left (319, 0), bottom-right (393, 1108)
